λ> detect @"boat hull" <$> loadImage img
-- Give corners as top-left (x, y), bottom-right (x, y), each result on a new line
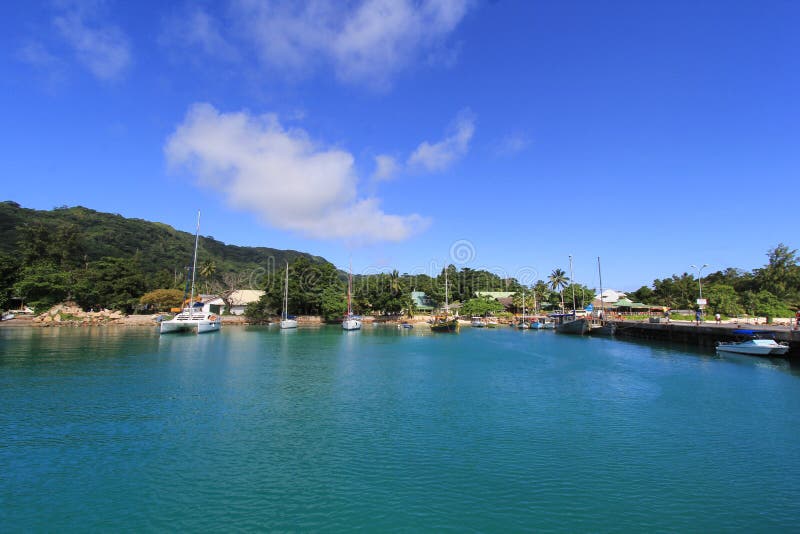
top-left (589, 323), bottom-right (616, 336)
top-left (280, 319), bottom-right (298, 329)
top-left (160, 311), bottom-right (221, 334)
top-left (342, 319), bottom-right (362, 330)
top-left (716, 339), bottom-right (789, 356)
top-left (555, 318), bottom-right (590, 335)
top-left (431, 319), bottom-right (460, 333)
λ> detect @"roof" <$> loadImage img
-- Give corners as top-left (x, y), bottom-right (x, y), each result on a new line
top-left (596, 289), bottom-right (626, 303)
top-left (410, 291), bottom-right (434, 310)
top-left (228, 290), bottom-right (266, 306)
top-left (476, 291), bottom-right (516, 300)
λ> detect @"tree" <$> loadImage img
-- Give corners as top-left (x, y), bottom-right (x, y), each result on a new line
top-left (12, 262), bottom-right (71, 312)
top-left (460, 296), bottom-right (505, 317)
top-left (548, 268), bottom-right (569, 312)
top-left (742, 290), bottom-right (792, 321)
top-left (199, 260), bottom-right (217, 293)
top-left (320, 285), bottom-right (346, 321)
top-left (754, 244), bottom-right (800, 302)
top-left (704, 284), bottom-right (743, 317)
top-left (139, 289), bottom-right (185, 311)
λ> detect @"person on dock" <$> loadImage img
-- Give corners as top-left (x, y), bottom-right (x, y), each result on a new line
top-left (715, 312), bottom-right (721, 324)
top-left (664, 309), bottom-right (670, 323)
top-left (695, 309), bottom-right (702, 325)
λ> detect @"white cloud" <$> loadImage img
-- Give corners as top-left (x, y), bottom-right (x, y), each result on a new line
top-left (53, 5), bottom-right (131, 81)
top-left (408, 109), bottom-right (475, 172)
top-left (165, 103), bottom-right (429, 242)
top-left (372, 155), bottom-right (400, 181)
top-left (160, 7), bottom-right (238, 62)
top-left (494, 132), bottom-right (530, 156)
top-left (233, 0), bottom-right (471, 87)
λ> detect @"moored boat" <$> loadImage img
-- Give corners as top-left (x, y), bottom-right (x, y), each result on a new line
top-left (160, 211), bottom-right (221, 335)
top-left (716, 330), bottom-right (789, 356)
top-left (431, 268), bottom-right (459, 333)
top-left (471, 317), bottom-right (486, 327)
top-left (280, 262), bottom-right (298, 329)
top-left (552, 312), bottom-right (590, 335)
top-left (342, 263), bottom-right (361, 331)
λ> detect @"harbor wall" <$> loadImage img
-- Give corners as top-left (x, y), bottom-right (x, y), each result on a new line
top-left (610, 320), bottom-right (800, 357)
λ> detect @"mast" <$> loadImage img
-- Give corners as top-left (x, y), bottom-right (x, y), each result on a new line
top-left (597, 256), bottom-right (605, 320)
top-left (569, 255), bottom-right (577, 313)
top-left (522, 290), bottom-right (526, 322)
top-left (347, 262), bottom-right (353, 317)
top-left (189, 210), bottom-right (200, 309)
top-left (283, 261), bottom-right (289, 320)
top-left (444, 268), bottom-right (449, 315)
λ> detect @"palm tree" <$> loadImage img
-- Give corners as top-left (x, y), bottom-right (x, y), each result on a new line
top-left (199, 260), bottom-right (216, 293)
top-left (548, 268), bottom-right (570, 312)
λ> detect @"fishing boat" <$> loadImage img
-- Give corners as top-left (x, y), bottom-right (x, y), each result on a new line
top-left (342, 263), bottom-right (361, 331)
top-left (716, 331), bottom-right (789, 356)
top-left (160, 212), bottom-right (221, 335)
top-left (280, 262), bottom-right (298, 329)
top-left (517, 290), bottom-right (529, 329)
top-left (431, 269), bottom-right (459, 333)
top-left (589, 256), bottom-right (615, 337)
top-left (552, 312), bottom-right (590, 335)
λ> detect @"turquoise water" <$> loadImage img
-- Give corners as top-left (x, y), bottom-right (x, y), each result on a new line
top-left (1, 325), bottom-right (799, 532)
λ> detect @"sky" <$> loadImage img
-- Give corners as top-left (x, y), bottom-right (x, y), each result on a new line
top-left (2, 0), bottom-right (798, 291)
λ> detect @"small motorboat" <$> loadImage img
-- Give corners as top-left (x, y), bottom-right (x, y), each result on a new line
top-left (471, 317), bottom-right (486, 327)
top-left (398, 322), bottom-right (413, 329)
top-left (716, 330), bottom-right (789, 356)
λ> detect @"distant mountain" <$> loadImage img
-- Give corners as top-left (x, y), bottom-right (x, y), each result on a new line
top-left (0, 201), bottom-right (332, 279)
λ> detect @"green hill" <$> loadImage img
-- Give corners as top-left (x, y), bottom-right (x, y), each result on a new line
top-left (0, 201), bottom-right (333, 311)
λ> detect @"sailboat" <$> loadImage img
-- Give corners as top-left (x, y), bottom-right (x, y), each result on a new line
top-left (517, 290), bottom-right (529, 329)
top-left (554, 255), bottom-right (590, 335)
top-left (589, 256), bottom-right (616, 336)
top-left (431, 268), bottom-right (459, 333)
top-left (280, 262), bottom-right (298, 329)
top-left (342, 263), bottom-right (361, 331)
top-left (160, 211), bottom-right (221, 334)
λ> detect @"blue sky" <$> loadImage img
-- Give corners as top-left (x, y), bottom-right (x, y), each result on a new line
top-left (2, 0), bottom-right (798, 291)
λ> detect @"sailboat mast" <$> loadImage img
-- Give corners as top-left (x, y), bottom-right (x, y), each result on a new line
top-left (444, 268), bottom-right (449, 314)
top-left (597, 256), bottom-right (605, 317)
top-left (189, 210), bottom-right (200, 309)
top-left (283, 261), bottom-right (289, 320)
top-left (347, 262), bottom-right (353, 316)
top-left (569, 255), bottom-right (577, 312)
top-left (522, 290), bottom-right (526, 321)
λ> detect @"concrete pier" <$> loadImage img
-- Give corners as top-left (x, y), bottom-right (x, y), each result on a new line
top-left (610, 320), bottom-right (800, 357)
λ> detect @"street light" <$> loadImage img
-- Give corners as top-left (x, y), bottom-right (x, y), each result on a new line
top-left (690, 263), bottom-right (708, 304)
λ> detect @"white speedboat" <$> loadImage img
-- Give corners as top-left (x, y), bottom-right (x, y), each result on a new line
top-left (471, 317), bottom-right (485, 327)
top-left (716, 338), bottom-right (789, 356)
top-left (160, 211), bottom-right (221, 335)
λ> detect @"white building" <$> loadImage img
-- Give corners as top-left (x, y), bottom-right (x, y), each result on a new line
top-left (595, 289), bottom-right (627, 304)
top-left (202, 290), bottom-right (265, 315)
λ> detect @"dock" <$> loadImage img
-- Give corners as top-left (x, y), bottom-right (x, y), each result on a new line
top-left (609, 320), bottom-right (800, 357)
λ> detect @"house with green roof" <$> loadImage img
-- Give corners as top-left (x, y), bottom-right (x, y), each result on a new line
top-left (410, 291), bottom-right (435, 312)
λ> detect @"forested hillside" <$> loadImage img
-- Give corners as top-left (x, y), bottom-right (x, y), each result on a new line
top-left (0, 201), bottom-right (331, 312)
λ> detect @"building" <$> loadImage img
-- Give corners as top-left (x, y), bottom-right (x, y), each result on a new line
top-left (203, 290), bottom-right (265, 315)
top-left (410, 291), bottom-right (435, 313)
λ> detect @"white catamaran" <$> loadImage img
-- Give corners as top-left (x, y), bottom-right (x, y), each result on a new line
top-left (160, 211), bottom-right (221, 334)
top-left (280, 262), bottom-right (298, 329)
top-left (342, 263), bottom-right (361, 331)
